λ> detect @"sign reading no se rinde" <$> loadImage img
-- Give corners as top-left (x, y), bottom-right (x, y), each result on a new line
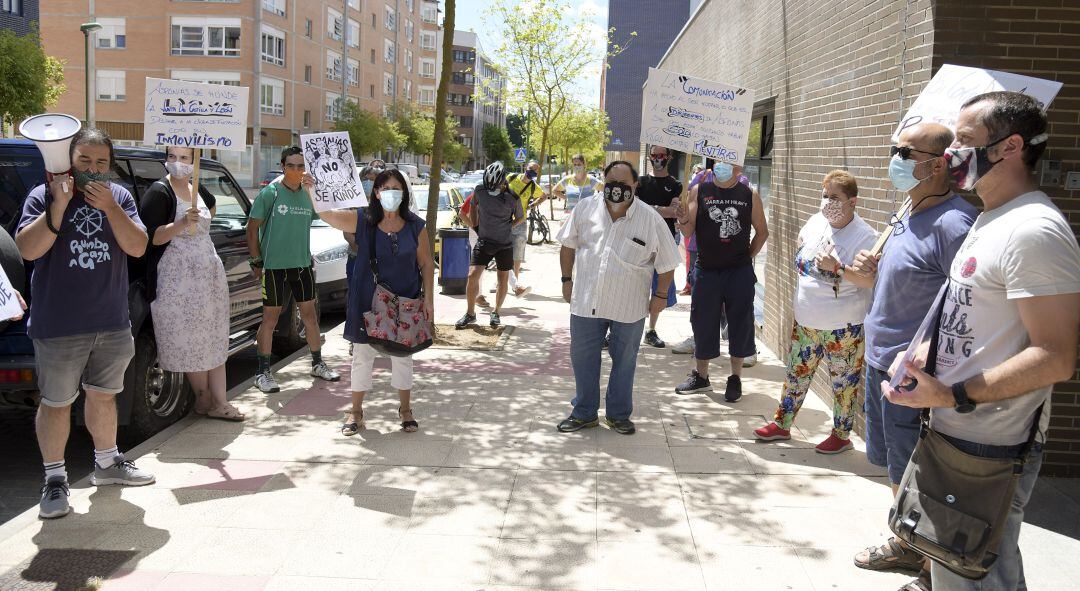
top-left (640, 68), bottom-right (755, 166)
top-left (143, 78), bottom-right (249, 150)
top-left (892, 64), bottom-right (1062, 142)
top-left (301, 132), bottom-right (369, 212)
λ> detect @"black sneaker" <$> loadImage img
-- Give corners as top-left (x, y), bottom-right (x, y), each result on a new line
top-left (724, 375), bottom-right (743, 402)
top-left (489, 311), bottom-right (501, 327)
top-left (605, 416), bottom-right (636, 435)
top-left (675, 370), bottom-right (711, 394)
top-left (557, 416), bottom-right (599, 432)
top-left (455, 312), bottom-right (476, 329)
top-left (643, 330), bottom-right (666, 348)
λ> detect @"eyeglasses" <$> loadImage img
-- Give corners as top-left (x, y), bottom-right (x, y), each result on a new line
top-left (890, 145), bottom-right (939, 161)
top-left (888, 211), bottom-right (908, 237)
top-left (388, 231), bottom-right (399, 255)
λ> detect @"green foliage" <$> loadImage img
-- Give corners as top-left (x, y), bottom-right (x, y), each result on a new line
top-left (0, 27), bottom-right (65, 132)
top-left (506, 112), bottom-right (528, 149)
top-left (542, 102), bottom-right (609, 169)
top-left (333, 100), bottom-right (403, 158)
top-left (481, 123), bottom-right (515, 165)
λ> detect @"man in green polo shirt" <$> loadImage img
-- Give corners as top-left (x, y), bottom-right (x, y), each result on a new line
top-left (247, 146), bottom-right (340, 393)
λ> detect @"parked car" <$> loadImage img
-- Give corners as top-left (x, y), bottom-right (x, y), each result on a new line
top-left (309, 219), bottom-right (349, 311)
top-left (0, 140), bottom-right (315, 439)
top-left (260, 169), bottom-right (283, 188)
top-left (414, 184), bottom-right (464, 259)
top-left (387, 163), bottom-right (421, 184)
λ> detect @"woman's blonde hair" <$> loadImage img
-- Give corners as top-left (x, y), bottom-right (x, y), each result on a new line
top-left (822, 170), bottom-right (858, 197)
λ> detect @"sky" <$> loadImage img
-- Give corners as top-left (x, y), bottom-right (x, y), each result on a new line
top-left (448, 0), bottom-right (610, 110)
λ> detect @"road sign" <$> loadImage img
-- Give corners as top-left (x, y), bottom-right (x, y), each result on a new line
top-left (514, 147), bottom-right (527, 163)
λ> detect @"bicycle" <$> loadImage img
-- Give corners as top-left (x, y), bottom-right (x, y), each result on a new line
top-left (527, 206), bottom-right (550, 245)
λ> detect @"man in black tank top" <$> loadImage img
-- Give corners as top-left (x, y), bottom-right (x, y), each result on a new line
top-left (674, 161), bottom-right (769, 402)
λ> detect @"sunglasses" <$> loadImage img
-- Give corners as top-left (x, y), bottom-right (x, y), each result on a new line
top-left (890, 145), bottom-right (940, 161)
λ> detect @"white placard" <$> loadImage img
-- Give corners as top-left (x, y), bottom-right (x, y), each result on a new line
top-left (0, 268), bottom-right (23, 320)
top-left (300, 131), bottom-right (368, 212)
top-left (143, 78), bottom-right (249, 151)
top-left (640, 68), bottom-right (755, 165)
top-left (892, 64), bottom-right (1062, 141)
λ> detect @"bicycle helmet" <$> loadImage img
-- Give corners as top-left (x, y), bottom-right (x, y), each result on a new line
top-left (483, 161), bottom-right (507, 192)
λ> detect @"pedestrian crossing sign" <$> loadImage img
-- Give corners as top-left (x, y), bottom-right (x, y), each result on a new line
top-left (514, 148), bottom-right (527, 163)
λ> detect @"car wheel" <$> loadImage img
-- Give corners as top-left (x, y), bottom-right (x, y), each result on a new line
top-left (125, 329), bottom-right (193, 440)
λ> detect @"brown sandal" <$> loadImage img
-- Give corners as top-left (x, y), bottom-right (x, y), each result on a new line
top-left (854, 537), bottom-right (925, 574)
top-left (206, 404), bottom-right (245, 422)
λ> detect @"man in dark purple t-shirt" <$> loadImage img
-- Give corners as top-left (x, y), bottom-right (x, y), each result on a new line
top-left (16, 128), bottom-right (155, 519)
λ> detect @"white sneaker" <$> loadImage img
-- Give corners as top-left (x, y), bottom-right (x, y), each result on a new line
top-left (515, 284), bottom-right (531, 297)
top-left (255, 371), bottom-right (280, 393)
top-left (311, 361), bottom-right (341, 382)
top-left (672, 337), bottom-right (695, 355)
top-left (743, 354), bottom-right (758, 368)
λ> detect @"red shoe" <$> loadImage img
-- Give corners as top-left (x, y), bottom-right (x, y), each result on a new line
top-left (753, 422), bottom-right (791, 441)
top-left (815, 434), bottom-right (854, 454)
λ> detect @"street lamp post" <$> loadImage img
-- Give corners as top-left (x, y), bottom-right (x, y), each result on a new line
top-left (79, 22), bottom-right (103, 126)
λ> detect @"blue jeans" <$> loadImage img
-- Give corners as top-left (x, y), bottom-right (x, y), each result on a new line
top-left (569, 314), bottom-right (645, 421)
top-left (930, 435), bottom-right (1044, 591)
top-left (864, 365), bottom-right (922, 484)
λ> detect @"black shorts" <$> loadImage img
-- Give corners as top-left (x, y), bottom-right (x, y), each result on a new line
top-left (471, 241), bottom-right (514, 272)
top-left (262, 266), bottom-right (317, 307)
top-left (691, 264), bottom-right (757, 360)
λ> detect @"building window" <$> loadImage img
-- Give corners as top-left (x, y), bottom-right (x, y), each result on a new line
top-left (305, 18), bottom-right (312, 38)
top-left (371, 13), bottom-right (376, 28)
top-left (370, 48), bottom-right (376, 64)
top-left (1, 0), bottom-right (22, 16)
top-left (348, 19), bottom-right (360, 47)
top-left (406, 0), bottom-right (414, 12)
top-left (405, 20), bottom-right (414, 43)
top-left (348, 59), bottom-right (359, 87)
top-left (421, 1), bottom-right (437, 24)
top-left (348, 0), bottom-right (359, 9)
top-left (420, 32), bottom-right (436, 51)
top-left (96, 18), bottom-right (126, 49)
top-left (260, 26), bottom-right (286, 67)
top-left (385, 7), bottom-right (396, 31)
top-left (403, 79), bottom-right (412, 100)
top-left (459, 116), bottom-right (474, 128)
top-left (326, 94), bottom-right (341, 121)
top-left (370, 84), bottom-right (375, 98)
top-left (419, 86), bottom-right (435, 106)
top-left (384, 72), bottom-right (395, 96)
top-left (447, 93), bottom-right (473, 106)
top-left (461, 136), bottom-right (473, 148)
top-left (303, 110), bottom-right (311, 128)
top-left (96, 70), bottom-right (126, 101)
top-left (385, 39), bottom-right (395, 64)
top-left (420, 59), bottom-right (435, 78)
top-left (452, 71), bottom-right (474, 85)
top-left (326, 50), bottom-right (342, 81)
top-left (262, 0), bottom-right (285, 17)
top-left (170, 70), bottom-right (241, 86)
top-left (304, 65), bottom-right (312, 83)
top-left (405, 49), bottom-right (414, 73)
top-left (260, 78), bottom-right (285, 116)
top-left (171, 18), bottom-right (242, 57)
top-left (327, 8), bottom-right (342, 41)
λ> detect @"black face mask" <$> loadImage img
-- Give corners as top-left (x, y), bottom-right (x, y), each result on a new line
top-left (604, 181), bottom-right (633, 204)
top-left (650, 157), bottom-right (669, 171)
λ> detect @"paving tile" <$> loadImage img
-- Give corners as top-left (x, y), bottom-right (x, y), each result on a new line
top-left (670, 444), bottom-right (755, 474)
top-left (154, 572), bottom-right (272, 591)
top-left (489, 538), bottom-right (598, 588)
top-left (378, 534), bottom-right (499, 584)
top-left (698, 545), bottom-right (814, 591)
top-left (596, 501), bottom-right (693, 545)
top-left (501, 495), bottom-right (596, 541)
top-left (95, 524), bottom-right (214, 572)
top-left (222, 488), bottom-right (340, 530)
top-left (597, 472), bottom-right (681, 504)
top-left (278, 529), bottom-right (401, 579)
top-left (100, 569), bottom-right (169, 590)
top-left (312, 494), bottom-right (415, 532)
top-left (676, 473), bottom-right (894, 510)
top-left (596, 540), bottom-right (705, 591)
top-left (740, 446), bottom-right (888, 477)
top-left (596, 445), bottom-right (675, 473)
top-left (795, 546), bottom-right (911, 591)
top-left (511, 470), bottom-right (596, 502)
top-left (265, 576), bottom-right (378, 591)
top-left (174, 528), bottom-right (301, 575)
top-left (406, 496), bottom-right (509, 537)
top-left (178, 459), bottom-right (285, 492)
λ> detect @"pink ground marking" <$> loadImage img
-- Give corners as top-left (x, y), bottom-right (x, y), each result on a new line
top-left (178, 460), bottom-right (285, 491)
top-left (101, 569), bottom-right (169, 590)
top-left (154, 572), bottom-right (271, 591)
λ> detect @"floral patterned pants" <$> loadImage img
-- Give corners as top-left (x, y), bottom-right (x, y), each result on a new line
top-left (773, 322), bottom-right (865, 439)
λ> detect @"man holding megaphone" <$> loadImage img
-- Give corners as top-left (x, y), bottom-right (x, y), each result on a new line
top-left (15, 126), bottom-right (154, 520)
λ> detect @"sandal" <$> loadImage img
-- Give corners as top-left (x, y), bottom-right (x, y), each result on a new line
top-left (206, 404), bottom-right (245, 422)
top-left (398, 406), bottom-right (419, 433)
top-left (898, 571), bottom-right (931, 591)
top-left (854, 537), bottom-right (926, 574)
top-left (341, 409), bottom-right (364, 437)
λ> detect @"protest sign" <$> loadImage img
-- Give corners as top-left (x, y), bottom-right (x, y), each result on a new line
top-left (143, 78), bottom-right (249, 150)
top-left (300, 132), bottom-right (368, 212)
top-left (892, 64), bottom-right (1062, 141)
top-left (640, 68), bottom-right (755, 166)
top-left (0, 267), bottom-right (23, 320)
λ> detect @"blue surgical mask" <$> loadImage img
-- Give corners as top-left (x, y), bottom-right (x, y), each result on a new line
top-left (361, 179), bottom-right (374, 195)
top-left (888, 154), bottom-right (925, 192)
top-left (712, 162), bottom-right (734, 183)
top-left (378, 189), bottom-right (404, 211)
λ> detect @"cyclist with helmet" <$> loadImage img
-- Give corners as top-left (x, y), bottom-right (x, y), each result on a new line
top-left (456, 161), bottom-right (524, 329)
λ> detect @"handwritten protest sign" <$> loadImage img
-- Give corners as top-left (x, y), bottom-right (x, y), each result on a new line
top-left (300, 132), bottom-right (368, 212)
top-left (892, 64), bottom-right (1062, 141)
top-left (0, 267), bottom-right (23, 320)
top-left (143, 78), bottom-right (249, 150)
top-left (640, 68), bottom-right (755, 166)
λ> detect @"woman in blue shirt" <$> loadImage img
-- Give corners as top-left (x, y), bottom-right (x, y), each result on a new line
top-left (303, 169), bottom-right (435, 436)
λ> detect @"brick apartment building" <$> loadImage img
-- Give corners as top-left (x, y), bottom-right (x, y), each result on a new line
top-left (40, 0), bottom-right (442, 185)
top-left (449, 30), bottom-right (505, 172)
top-left (0, 0), bottom-right (37, 35)
top-left (657, 0), bottom-right (1080, 475)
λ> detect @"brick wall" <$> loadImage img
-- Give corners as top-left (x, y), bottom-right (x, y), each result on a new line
top-left (932, 0), bottom-right (1080, 477)
top-left (657, 0), bottom-right (1080, 475)
top-left (0, 0), bottom-right (38, 36)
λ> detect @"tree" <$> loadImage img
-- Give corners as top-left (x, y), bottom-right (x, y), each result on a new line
top-left (334, 101), bottom-right (404, 160)
top-left (482, 123), bottom-right (515, 165)
top-left (484, 0), bottom-right (632, 216)
top-left (506, 112), bottom-right (528, 151)
top-left (0, 27), bottom-right (65, 135)
top-left (426, 0), bottom-right (456, 256)
top-left (544, 102), bottom-right (610, 175)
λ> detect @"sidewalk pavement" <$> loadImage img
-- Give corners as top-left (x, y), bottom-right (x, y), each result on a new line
top-left (1, 235), bottom-right (1078, 591)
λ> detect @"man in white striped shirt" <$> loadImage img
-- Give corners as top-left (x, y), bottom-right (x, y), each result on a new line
top-left (555, 161), bottom-right (681, 435)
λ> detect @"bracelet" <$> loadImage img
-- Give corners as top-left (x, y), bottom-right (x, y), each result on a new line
top-left (653, 294), bottom-right (668, 300)
top-left (44, 208), bottom-right (61, 235)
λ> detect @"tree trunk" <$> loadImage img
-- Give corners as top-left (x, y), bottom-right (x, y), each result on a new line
top-left (427, 0), bottom-right (456, 261)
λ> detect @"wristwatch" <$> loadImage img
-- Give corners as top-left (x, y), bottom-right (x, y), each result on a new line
top-left (248, 256), bottom-right (263, 268)
top-left (951, 382), bottom-right (976, 414)
top-left (836, 264), bottom-right (846, 276)
top-left (561, 276), bottom-right (572, 283)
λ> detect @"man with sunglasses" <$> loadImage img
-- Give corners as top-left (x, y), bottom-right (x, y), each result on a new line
top-left (850, 122), bottom-right (976, 590)
top-left (635, 145), bottom-right (683, 348)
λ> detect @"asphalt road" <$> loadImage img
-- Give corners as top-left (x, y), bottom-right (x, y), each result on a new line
top-left (0, 311), bottom-right (345, 525)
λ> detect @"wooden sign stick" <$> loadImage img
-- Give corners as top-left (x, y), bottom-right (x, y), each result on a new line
top-left (188, 148), bottom-right (202, 236)
top-left (868, 196), bottom-right (911, 257)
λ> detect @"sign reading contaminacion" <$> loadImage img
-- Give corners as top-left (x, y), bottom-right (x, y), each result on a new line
top-left (143, 78), bottom-right (249, 151)
top-left (640, 68), bottom-right (755, 166)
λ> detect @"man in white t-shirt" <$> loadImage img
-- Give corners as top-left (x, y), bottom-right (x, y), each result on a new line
top-left (884, 91), bottom-right (1080, 591)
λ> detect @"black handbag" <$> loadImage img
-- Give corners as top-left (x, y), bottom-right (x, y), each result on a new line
top-left (888, 284), bottom-right (1044, 580)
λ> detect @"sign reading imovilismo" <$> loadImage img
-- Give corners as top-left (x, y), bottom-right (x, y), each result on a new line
top-left (142, 78), bottom-right (250, 150)
top-left (640, 67), bottom-right (756, 166)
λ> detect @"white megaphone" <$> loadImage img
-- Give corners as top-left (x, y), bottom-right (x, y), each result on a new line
top-left (19, 114), bottom-right (82, 191)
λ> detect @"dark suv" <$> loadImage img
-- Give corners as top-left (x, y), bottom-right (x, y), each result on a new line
top-left (0, 140), bottom-right (315, 438)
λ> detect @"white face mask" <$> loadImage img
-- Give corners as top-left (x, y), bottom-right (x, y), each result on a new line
top-left (573, 165), bottom-right (585, 174)
top-left (379, 189), bottom-right (404, 211)
top-left (820, 196), bottom-right (847, 224)
top-left (166, 161), bottom-right (194, 179)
